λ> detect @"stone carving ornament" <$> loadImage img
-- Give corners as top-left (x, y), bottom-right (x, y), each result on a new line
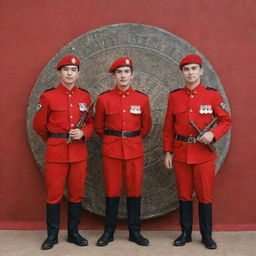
top-left (27, 24), bottom-right (231, 219)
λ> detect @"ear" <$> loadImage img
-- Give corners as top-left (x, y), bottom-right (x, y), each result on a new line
top-left (200, 67), bottom-right (204, 76)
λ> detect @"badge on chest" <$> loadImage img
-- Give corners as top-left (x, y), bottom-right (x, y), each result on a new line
top-left (130, 105), bottom-right (141, 114)
top-left (199, 105), bottom-right (213, 114)
top-left (79, 103), bottom-right (88, 112)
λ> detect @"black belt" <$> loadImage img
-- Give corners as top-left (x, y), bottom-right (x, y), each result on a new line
top-left (176, 134), bottom-right (197, 143)
top-left (105, 130), bottom-right (140, 137)
top-left (48, 132), bottom-right (69, 138)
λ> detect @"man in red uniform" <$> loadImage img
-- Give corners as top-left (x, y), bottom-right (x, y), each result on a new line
top-left (33, 55), bottom-right (94, 250)
top-left (95, 57), bottom-right (152, 246)
top-left (163, 54), bottom-right (231, 249)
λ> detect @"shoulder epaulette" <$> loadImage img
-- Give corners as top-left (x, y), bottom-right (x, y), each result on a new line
top-left (206, 87), bottom-right (218, 91)
top-left (99, 90), bottom-right (110, 95)
top-left (78, 87), bottom-right (89, 93)
top-left (170, 88), bottom-right (182, 94)
top-left (44, 87), bottom-right (55, 92)
top-left (135, 90), bottom-right (147, 96)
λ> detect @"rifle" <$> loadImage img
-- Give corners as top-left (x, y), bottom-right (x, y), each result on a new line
top-left (189, 117), bottom-right (218, 152)
top-left (67, 100), bottom-right (95, 144)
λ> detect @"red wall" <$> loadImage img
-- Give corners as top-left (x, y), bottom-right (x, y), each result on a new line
top-left (1, 0), bottom-right (255, 230)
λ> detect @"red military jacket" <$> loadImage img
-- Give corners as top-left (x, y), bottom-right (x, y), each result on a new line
top-left (33, 83), bottom-right (94, 163)
top-left (163, 83), bottom-right (231, 164)
top-left (95, 86), bottom-right (152, 160)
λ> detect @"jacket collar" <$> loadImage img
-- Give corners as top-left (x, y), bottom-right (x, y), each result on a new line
top-left (184, 83), bottom-right (204, 95)
top-left (57, 83), bottom-right (77, 95)
top-left (114, 85), bottom-right (133, 96)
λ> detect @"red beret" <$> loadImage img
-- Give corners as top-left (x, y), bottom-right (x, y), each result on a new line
top-left (109, 57), bottom-right (133, 73)
top-left (57, 55), bottom-right (80, 70)
top-left (179, 54), bottom-right (202, 69)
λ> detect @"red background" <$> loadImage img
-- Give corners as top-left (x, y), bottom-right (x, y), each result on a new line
top-left (0, 0), bottom-right (255, 231)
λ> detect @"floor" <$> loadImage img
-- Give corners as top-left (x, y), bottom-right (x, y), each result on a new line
top-left (1, 230), bottom-right (255, 256)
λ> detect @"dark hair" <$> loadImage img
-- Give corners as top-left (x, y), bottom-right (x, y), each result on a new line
top-left (113, 66), bottom-right (133, 74)
top-left (58, 65), bottom-right (80, 71)
top-left (181, 63), bottom-right (202, 70)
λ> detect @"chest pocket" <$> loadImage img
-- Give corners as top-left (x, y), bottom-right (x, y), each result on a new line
top-left (129, 105), bottom-right (142, 121)
top-left (105, 107), bottom-right (120, 126)
top-left (104, 100), bottom-right (121, 114)
top-left (105, 109), bottom-right (120, 116)
top-left (173, 105), bottom-right (186, 116)
top-left (51, 107), bottom-right (66, 111)
top-left (129, 111), bottom-right (142, 123)
top-left (172, 105), bottom-right (187, 125)
top-left (50, 104), bottom-right (67, 121)
top-left (50, 101), bottom-right (67, 111)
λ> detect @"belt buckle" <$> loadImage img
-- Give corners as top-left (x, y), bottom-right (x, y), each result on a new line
top-left (187, 137), bottom-right (194, 143)
top-left (121, 131), bottom-right (127, 137)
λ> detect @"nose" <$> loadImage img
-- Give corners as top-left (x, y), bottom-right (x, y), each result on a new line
top-left (188, 69), bottom-right (193, 75)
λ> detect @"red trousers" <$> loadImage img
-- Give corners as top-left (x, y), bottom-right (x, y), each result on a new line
top-left (103, 156), bottom-right (144, 197)
top-left (173, 160), bottom-right (215, 203)
top-left (45, 161), bottom-right (87, 203)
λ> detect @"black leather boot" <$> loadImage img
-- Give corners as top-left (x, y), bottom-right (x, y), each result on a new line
top-left (41, 203), bottom-right (60, 250)
top-left (67, 202), bottom-right (88, 246)
top-left (127, 197), bottom-right (149, 246)
top-left (97, 197), bottom-right (120, 246)
top-left (173, 200), bottom-right (193, 246)
top-left (199, 202), bottom-right (217, 249)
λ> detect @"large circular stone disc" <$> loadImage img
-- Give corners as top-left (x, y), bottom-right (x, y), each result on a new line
top-left (27, 23), bottom-right (231, 219)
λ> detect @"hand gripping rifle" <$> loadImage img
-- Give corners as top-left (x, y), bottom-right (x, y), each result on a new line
top-left (67, 100), bottom-right (95, 144)
top-left (189, 117), bottom-right (218, 152)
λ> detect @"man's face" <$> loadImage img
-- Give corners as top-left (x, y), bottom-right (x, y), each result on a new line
top-left (112, 66), bottom-right (133, 89)
top-left (182, 63), bottom-right (203, 85)
top-left (58, 65), bottom-right (79, 86)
